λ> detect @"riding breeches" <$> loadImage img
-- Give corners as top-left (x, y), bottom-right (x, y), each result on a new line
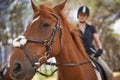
top-left (96, 57), bottom-right (113, 80)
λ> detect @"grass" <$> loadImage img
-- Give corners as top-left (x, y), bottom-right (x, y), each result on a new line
top-left (32, 73), bottom-right (57, 80)
top-left (113, 72), bottom-right (120, 80)
top-left (32, 65), bottom-right (57, 80)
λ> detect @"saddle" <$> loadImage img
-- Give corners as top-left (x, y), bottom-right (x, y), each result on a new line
top-left (91, 58), bottom-right (107, 80)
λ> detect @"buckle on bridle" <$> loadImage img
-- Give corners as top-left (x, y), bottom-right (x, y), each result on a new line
top-left (43, 40), bottom-right (49, 46)
top-left (34, 55), bottom-right (48, 67)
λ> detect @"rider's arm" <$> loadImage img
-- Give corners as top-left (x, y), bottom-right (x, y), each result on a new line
top-left (93, 33), bottom-right (102, 49)
top-left (93, 33), bottom-right (103, 57)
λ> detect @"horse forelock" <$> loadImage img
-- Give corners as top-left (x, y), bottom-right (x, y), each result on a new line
top-left (38, 4), bottom-right (56, 15)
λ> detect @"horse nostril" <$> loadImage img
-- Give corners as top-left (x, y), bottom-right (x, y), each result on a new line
top-left (13, 63), bottom-right (21, 74)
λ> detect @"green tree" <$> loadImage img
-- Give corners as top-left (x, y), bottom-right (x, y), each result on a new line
top-left (88, 0), bottom-right (120, 71)
top-left (0, 0), bottom-right (32, 66)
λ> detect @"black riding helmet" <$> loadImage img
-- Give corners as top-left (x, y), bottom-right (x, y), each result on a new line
top-left (77, 6), bottom-right (90, 18)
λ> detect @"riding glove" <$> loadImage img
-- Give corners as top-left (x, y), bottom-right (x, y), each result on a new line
top-left (94, 49), bottom-right (103, 58)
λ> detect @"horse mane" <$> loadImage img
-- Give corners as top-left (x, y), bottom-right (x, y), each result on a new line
top-left (58, 12), bottom-right (89, 60)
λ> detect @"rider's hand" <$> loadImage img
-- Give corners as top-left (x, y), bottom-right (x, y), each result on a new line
top-left (94, 49), bottom-right (103, 58)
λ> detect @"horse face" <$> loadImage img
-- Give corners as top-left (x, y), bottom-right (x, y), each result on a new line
top-left (8, 1), bottom-right (62, 80)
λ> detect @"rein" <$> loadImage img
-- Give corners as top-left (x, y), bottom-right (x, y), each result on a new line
top-left (46, 60), bottom-right (91, 67)
top-left (36, 60), bottom-right (91, 77)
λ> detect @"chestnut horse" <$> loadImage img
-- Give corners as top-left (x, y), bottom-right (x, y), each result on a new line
top-left (8, 0), bottom-right (97, 80)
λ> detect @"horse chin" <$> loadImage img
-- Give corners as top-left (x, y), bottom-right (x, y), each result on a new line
top-left (10, 74), bottom-right (34, 80)
top-left (10, 76), bottom-right (33, 80)
top-left (10, 71), bottom-right (35, 80)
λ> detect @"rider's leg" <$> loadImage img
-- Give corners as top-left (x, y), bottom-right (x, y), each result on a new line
top-left (96, 57), bottom-right (113, 80)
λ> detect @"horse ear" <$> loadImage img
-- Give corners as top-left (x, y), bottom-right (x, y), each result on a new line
top-left (31, 0), bottom-right (38, 13)
top-left (53, 0), bottom-right (67, 13)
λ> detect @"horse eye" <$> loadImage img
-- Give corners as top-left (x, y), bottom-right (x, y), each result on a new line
top-left (43, 23), bottom-right (50, 27)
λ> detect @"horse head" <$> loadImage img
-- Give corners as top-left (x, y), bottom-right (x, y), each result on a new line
top-left (8, 0), bottom-right (67, 80)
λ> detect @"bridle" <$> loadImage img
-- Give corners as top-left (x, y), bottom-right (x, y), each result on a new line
top-left (12, 13), bottom-right (91, 77)
top-left (12, 14), bottom-right (62, 69)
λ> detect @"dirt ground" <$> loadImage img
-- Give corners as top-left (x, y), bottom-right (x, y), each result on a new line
top-left (113, 72), bottom-right (120, 80)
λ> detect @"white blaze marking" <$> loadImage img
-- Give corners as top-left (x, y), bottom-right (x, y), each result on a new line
top-left (27, 16), bottom-right (40, 29)
top-left (31, 16), bottom-right (40, 24)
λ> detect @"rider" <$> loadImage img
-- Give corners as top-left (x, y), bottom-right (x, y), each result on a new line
top-left (77, 6), bottom-right (113, 80)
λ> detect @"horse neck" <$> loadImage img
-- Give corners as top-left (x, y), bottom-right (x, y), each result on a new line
top-left (54, 16), bottom-right (97, 80)
top-left (55, 15), bottom-right (89, 64)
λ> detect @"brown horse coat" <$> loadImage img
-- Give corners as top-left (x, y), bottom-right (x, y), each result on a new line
top-left (8, 0), bottom-right (97, 80)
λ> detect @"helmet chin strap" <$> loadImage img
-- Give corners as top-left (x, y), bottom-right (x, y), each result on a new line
top-left (80, 21), bottom-right (86, 23)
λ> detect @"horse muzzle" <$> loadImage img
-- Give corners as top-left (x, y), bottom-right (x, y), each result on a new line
top-left (9, 61), bottom-right (35, 80)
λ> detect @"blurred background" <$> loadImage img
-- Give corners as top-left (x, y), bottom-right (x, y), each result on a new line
top-left (0, 0), bottom-right (120, 80)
